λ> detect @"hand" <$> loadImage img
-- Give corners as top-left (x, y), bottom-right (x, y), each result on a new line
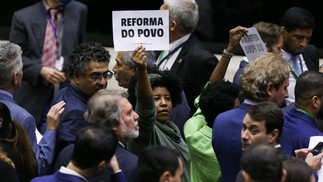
top-left (131, 46), bottom-right (147, 70)
top-left (305, 151), bottom-right (323, 171)
top-left (107, 155), bottom-right (121, 173)
top-left (46, 101), bottom-right (65, 130)
top-left (295, 148), bottom-right (310, 160)
top-left (226, 26), bottom-right (248, 52)
top-left (40, 66), bottom-right (66, 85)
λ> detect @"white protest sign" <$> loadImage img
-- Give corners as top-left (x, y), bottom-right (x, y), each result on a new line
top-left (112, 10), bottom-right (169, 51)
top-left (239, 27), bottom-right (267, 62)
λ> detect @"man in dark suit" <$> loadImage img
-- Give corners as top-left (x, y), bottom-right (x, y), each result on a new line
top-left (54, 89), bottom-right (139, 182)
top-left (280, 7), bottom-right (319, 105)
top-left (158, 0), bottom-right (218, 116)
top-left (47, 42), bottom-right (111, 162)
top-left (9, 0), bottom-right (87, 126)
top-left (236, 101), bottom-right (323, 181)
top-left (31, 125), bottom-right (126, 182)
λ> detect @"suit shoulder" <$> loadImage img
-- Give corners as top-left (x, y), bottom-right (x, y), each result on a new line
top-left (14, 2), bottom-right (42, 15)
top-left (304, 44), bottom-right (319, 57)
top-left (70, 1), bottom-right (88, 10)
top-left (306, 44), bottom-right (318, 50)
top-left (214, 108), bottom-right (242, 123)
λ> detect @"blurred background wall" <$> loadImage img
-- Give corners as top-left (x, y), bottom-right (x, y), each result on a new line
top-left (1, 0), bottom-right (322, 57)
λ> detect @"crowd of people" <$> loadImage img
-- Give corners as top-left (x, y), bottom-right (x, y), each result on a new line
top-left (1, 0), bottom-right (323, 182)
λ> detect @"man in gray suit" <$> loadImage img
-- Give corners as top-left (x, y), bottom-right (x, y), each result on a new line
top-left (9, 0), bottom-right (87, 127)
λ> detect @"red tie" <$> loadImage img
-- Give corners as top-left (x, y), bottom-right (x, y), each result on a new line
top-left (41, 9), bottom-right (59, 68)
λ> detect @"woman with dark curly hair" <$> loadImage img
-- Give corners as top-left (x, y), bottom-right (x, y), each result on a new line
top-left (128, 46), bottom-right (190, 182)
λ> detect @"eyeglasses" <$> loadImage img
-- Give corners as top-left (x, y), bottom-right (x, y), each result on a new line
top-left (89, 70), bottom-right (113, 82)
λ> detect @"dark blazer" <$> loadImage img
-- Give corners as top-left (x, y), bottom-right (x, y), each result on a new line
top-left (212, 102), bottom-right (252, 182)
top-left (46, 84), bottom-right (89, 159)
top-left (31, 171), bottom-right (87, 182)
top-left (10, 1), bottom-right (87, 124)
top-left (54, 143), bottom-right (138, 182)
top-left (281, 103), bottom-right (323, 156)
top-left (169, 34), bottom-right (218, 115)
top-left (234, 146), bottom-right (294, 182)
top-left (302, 44), bottom-right (320, 71)
top-left (31, 170), bottom-right (127, 182)
top-left (233, 59), bottom-right (248, 85)
top-left (170, 90), bottom-right (191, 137)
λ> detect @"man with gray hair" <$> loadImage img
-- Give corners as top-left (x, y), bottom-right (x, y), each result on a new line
top-left (54, 88), bottom-right (139, 182)
top-left (85, 89), bottom-right (140, 146)
top-left (0, 42), bottom-right (65, 175)
top-left (157, 0), bottom-right (218, 115)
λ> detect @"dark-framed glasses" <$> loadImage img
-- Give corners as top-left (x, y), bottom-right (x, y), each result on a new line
top-left (89, 70), bottom-right (113, 82)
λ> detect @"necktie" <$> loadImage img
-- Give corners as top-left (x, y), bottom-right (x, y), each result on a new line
top-left (157, 50), bottom-right (168, 64)
top-left (292, 55), bottom-right (302, 76)
top-left (42, 8), bottom-right (59, 68)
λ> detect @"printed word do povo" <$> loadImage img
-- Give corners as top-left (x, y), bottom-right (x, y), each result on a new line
top-left (121, 29), bottom-right (164, 38)
top-left (121, 17), bottom-right (164, 38)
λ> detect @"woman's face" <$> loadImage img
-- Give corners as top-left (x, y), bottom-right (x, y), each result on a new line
top-left (153, 86), bottom-right (173, 123)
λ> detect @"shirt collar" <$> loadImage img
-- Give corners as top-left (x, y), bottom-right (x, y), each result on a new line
top-left (0, 89), bottom-right (13, 98)
top-left (169, 34), bottom-right (190, 51)
top-left (59, 166), bottom-right (88, 181)
top-left (282, 49), bottom-right (301, 64)
top-left (243, 99), bottom-right (259, 106)
top-left (43, 0), bottom-right (63, 12)
top-left (118, 141), bottom-right (126, 148)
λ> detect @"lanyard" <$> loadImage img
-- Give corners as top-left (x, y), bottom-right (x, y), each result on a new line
top-left (157, 42), bottom-right (185, 67)
top-left (290, 68), bottom-right (298, 80)
top-left (296, 106), bottom-right (317, 122)
top-left (45, 10), bottom-right (61, 39)
top-left (45, 9), bottom-right (63, 59)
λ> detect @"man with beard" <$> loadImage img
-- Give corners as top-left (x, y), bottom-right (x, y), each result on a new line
top-left (54, 89), bottom-right (139, 182)
top-left (281, 71), bottom-right (323, 156)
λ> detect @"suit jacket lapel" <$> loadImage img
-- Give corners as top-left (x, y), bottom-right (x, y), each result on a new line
top-left (32, 2), bottom-right (47, 53)
top-left (170, 35), bottom-right (193, 73)
top-left (62, 4), bottom-right (79, 57)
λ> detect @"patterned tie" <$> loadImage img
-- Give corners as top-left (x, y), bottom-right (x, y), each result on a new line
top-left (41, 8), bottom-right (59, 68)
